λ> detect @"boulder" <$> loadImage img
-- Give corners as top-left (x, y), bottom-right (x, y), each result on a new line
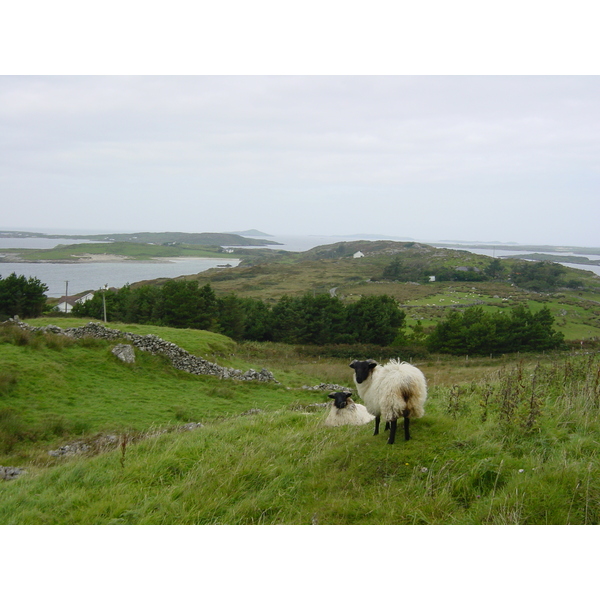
top-left (112, 344), bottom-right (136, 363)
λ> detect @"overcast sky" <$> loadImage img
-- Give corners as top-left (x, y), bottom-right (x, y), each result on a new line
top-left (1, 75), bottom-right (598, 246)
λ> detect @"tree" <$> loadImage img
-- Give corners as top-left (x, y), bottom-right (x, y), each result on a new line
top-left (427, 305), bottom-right (565, 355)
top-left (510, 261), bottom-right (567, 292)
top-left (295, 293), bottom-right (347, 345)
top-left (0, 273), bottom-right (48, 318)
top-left (484, 258), bottom-right (506, 280)
top-left (381, 257), bottom-right (428, 282)
top-left (270, 295), bottom-right (304, 344)
top-left (217, 294), bottom-right (247, 340)
top-left (159, 280), bottom-right (218, 330)
top-left (123, 285), bottom-right (162, 324)
top-left (346, 295), bottom-right (406, 346)
top-left (240, 298), bottom-right (273, 341)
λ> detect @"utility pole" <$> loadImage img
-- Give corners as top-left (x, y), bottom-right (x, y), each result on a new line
top-left (65, 280), bottom-right (69, 313)
top-left (102, 284), bottom-right (108, 323)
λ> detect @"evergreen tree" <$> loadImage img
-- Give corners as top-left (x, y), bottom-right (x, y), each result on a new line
top-left (217, 294), bottom-right (247, 340)
top-left (295, 293), bottom-right (347, 345)
top-left (159, 280), bottom-right (218, 330)
top-left (241, 298), bottom-right (273, 341)
top-left (427, 305), bottom-right (565, 355)
top-left (270, 295), bottom-right (304, 344)
top-left (0, 273), bottom-right (48, 318)
top-left (346, 295), bottom-right (406, 345)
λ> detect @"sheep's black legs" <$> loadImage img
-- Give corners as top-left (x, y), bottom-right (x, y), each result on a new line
top-left (377, 411), bottom-right (411, 443)
top-left (387, 419), bottom-right (397, 444)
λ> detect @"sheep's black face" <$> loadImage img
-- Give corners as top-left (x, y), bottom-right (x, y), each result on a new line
top-left (328, 391), bottom-right (352, 409)
top-left (349, 360), bottom-right (377, 384)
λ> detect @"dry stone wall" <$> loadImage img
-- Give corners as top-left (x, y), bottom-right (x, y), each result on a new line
top-left (8, 318), bottom-right (279, 384)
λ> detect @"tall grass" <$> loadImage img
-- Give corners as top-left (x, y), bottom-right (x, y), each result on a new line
top-left (1, 328), bottom-right (599, 523)
top-left (2, 319), bottom-right (599, 524)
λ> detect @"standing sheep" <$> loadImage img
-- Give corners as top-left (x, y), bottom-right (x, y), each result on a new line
top-left (324, 391), bottom-right (376, 427)
top-left (349, 359), bottom-right (427, 444)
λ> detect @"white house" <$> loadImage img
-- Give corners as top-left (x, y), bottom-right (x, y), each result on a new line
top-left (55, 291), bottom-right (95, 313)
top-left (77, 292), bottom-right (95, 303)
top-left (353, 251), bottom-right (365, 259)
top-left (55, 300), bottom-right (75, 313)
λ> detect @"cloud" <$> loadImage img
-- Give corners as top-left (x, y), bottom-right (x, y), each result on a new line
top-left (1, 76), bottom-right (599, 245)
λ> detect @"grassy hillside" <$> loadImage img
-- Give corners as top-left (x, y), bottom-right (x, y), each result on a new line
top-left (0, 320), bottom-right (307, 453)
top-left (151, 240), bottom-right (600, 342)
top-left (1, 318), bottom-right (599, 524)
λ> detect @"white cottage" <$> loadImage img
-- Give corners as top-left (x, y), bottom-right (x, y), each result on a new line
top-left (55, 291), bottom-right (95, 313)
top-left (353, 251), bottom-right (365, 259)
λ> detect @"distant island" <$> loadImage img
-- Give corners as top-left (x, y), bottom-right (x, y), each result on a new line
top-left (0, 230), bottom-right (282, 247)
top-left (0, 230), bottom-right (283, 264)
top-left (508, 253), bottom-right (600, 266)
top-left (225, 229), bottom-right (275, 238)
top-left (434, 242), bottom-right (600, 256)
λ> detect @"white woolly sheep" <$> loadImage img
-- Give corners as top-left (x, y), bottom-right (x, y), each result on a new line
top-left (324, 391), bottom-right (376, 427)
top-left (349, 358), bottom-right (427, 444)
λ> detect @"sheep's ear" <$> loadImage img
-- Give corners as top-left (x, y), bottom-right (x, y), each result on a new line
top-left (345, 392), bottom-right (352, 398)
top-left (349, 360), bottom-right (357, 368)
top-left (328, 392), bottom-right (336, 399)
top-left (367, 359), bottom-right (378, 369)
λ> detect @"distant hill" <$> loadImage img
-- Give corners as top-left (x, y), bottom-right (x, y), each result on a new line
top-left (0, 231), bottom-right (281, 247)
top-left (83, 232), bottom-right (282, 246)
top-left (225, 229), bottom-right (275, 238)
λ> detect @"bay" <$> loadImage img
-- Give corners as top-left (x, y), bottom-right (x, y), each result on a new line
top-left (0, 258), bottom-right (240, 298)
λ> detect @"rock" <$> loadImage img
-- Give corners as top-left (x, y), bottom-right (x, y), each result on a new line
top-left (0, 466), bottom-right (25, 480)
top-left (112, 344), bottom-right (136, 363)
top-left (301, 383), bottom-right (354, 393)
top-left (48, 441), bottom-right (92, 457)
top-left (178, 422), bottom-right (204, 431)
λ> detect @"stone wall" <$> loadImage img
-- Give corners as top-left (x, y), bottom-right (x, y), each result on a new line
top-left (8, 318), bottom-right (279, 384)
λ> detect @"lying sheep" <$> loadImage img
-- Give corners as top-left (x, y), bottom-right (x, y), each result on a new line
top-left (324, 391), bottom-right (376, 427)
top-left (349, 359), bottom-right (427, 444)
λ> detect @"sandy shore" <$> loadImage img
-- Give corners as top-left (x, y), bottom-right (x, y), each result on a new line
top-left (0, 252), bottom-right (234, 264)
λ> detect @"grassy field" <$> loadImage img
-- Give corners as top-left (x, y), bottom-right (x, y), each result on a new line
top-left (1, 318), bottom-right (599, 525)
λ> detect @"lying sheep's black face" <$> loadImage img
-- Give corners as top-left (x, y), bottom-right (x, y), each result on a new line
top-left (328, 391), bottom-right (352, 409)
top-left (349, 360), bottom-right (377, 384)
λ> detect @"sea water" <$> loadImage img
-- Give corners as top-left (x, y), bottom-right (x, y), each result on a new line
top-left (0, 258), bottom-right (240, 298)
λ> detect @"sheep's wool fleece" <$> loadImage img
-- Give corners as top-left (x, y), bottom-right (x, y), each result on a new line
top-left (324, 402), bottom-right (376, 427)
top-left (355, 359), bottom-right (427, 422)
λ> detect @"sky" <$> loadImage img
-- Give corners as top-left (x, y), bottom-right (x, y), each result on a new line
top-left (1, 5), bottom-right (599, 248)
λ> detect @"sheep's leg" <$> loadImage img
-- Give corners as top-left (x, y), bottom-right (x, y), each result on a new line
top-left (374, 415), bottom-right (380, 436)
top-left (384, 421), bottom-right (390, 431)
top-left (387, 419), bottom-right (397, 444)
top-left (403, 409), bottom-right (410, 441)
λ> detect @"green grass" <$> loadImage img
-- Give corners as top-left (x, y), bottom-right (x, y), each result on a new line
top-left (0, 323), bottom-right (318, 461)
top-left (1, 319), bottom-right (600, 524)
top-left (27, 317), bottom-right (239, 363)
